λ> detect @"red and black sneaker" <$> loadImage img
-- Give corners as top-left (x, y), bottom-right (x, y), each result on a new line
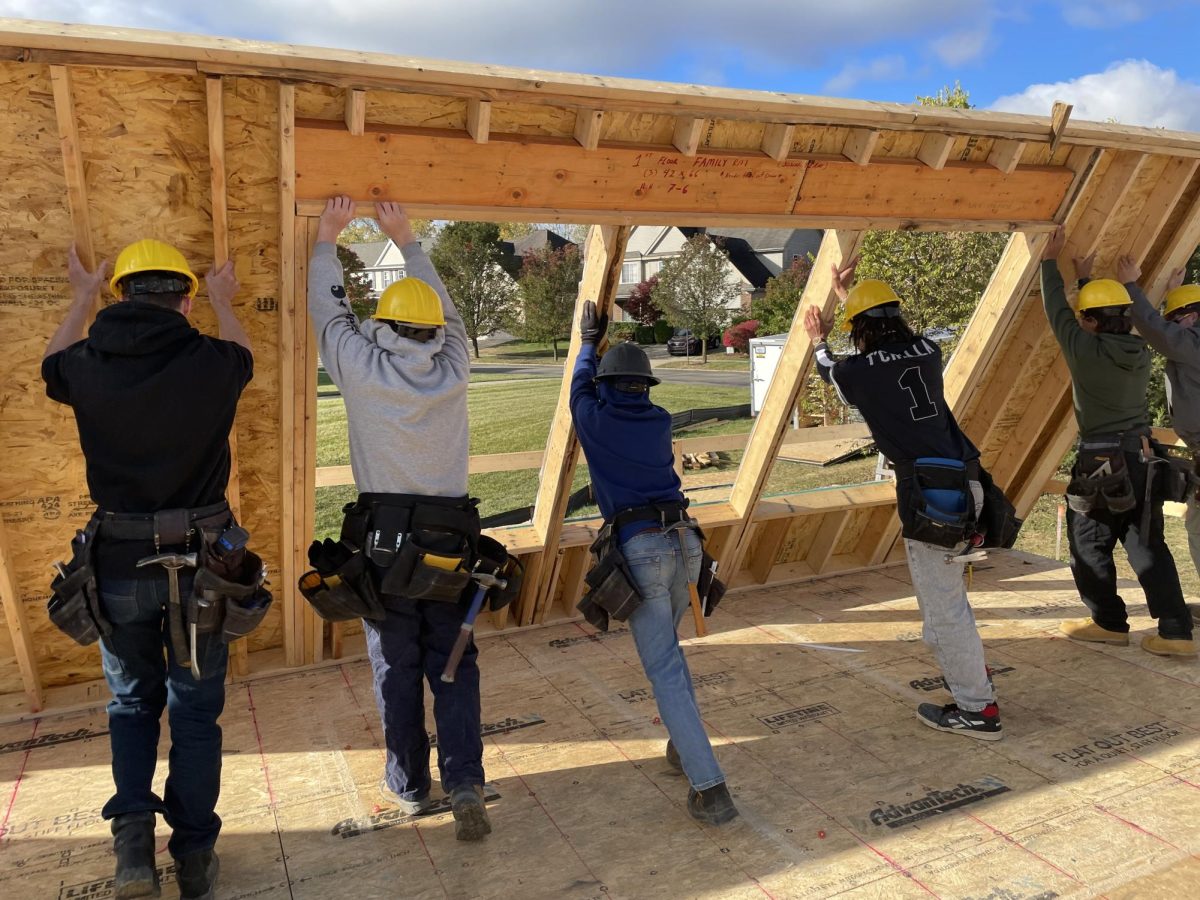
top-left (917, 702), bottom-right (1003, 741)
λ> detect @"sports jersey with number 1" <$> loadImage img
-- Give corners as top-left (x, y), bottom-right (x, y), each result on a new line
top-left (815, 337), bottom-right (979, 465)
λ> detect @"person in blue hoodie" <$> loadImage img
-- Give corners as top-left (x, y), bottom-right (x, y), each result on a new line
top-left (570, 300), bottom-right (737, 826)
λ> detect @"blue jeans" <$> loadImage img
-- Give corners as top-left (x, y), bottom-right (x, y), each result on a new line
top-left (97, 574), bottom-right (228, 857)
top-left (364, 598), bottom-right (484, 801)
top-left (623, 528), bottom-right (725, 791)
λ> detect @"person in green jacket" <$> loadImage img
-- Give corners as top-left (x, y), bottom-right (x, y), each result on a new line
top-left (1040, 226), bottom-right (1194, 657)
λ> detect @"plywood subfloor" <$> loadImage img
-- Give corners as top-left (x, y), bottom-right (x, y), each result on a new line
top-left (2, 551), bottom-right (1199, 899)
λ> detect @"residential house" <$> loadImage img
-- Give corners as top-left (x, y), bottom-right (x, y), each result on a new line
top-left (616, 225), bottom-right (822, 317)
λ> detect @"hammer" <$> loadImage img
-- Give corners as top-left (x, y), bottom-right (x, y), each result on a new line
top-left (137, 552), bottom-right (198, 677)
top-left (441, 571), bottom-right (507, 684)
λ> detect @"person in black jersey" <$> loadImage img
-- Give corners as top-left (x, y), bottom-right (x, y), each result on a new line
top-left (805, 255), bottom-right (1001, 741)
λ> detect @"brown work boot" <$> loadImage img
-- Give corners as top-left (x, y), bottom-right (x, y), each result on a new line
top-left (1059, 618), bottom-right (1129, 645)
top-left (1141, 635), bottom-right (1197, 658)
top-left (450, 785), bottom-right (492, 841)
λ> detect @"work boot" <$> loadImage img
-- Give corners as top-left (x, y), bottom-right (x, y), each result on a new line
top-left (665, 739), bottom-right (683, 774)
top-left (1059, 617), bottom-right (1129, 645)
top-left (378, 777), bottom-right (434, 815)
top-left (917, 702), bottom-right (1003, 741)
top-left (112, 812), bottom-right (159, 899)
top-left (1141, 634), bottom-right (1197, 658)
top-left (450, 785), bottom-right (492, 841)
top-left (172, 850), bottom-right (218, 900)
top-left (688, 782), bottom-right (738, 826)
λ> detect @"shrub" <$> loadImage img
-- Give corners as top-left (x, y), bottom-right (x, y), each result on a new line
top-left (653, 319), bottom-right (673, 343)
top-left (634, 324), bottom-right (656, 344)
top-left (723, 319), bottom-right (759, 353)
top-left (608, 322), bottom-right (637, 342)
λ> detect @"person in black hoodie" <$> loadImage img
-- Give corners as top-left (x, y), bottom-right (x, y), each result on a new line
top-left (43, 241), bottom-right (253, 900)
top-left (570, 301), bottom-right (737, 826)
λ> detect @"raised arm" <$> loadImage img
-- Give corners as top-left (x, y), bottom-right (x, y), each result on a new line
top-left (1122, 260), bottom-right (1200, 361)
top-left (803, 305), bottom-right (839, 386)
top-left (45, 244), bottom-right (107, 359)
top-left (377, 202), bottom-right (469, 376)
top-left (309, 195), bottom-right (374, 386)
top-left (1039, 227), bottom-right (1086, 358)
top-left (205, 260), bottom-right (252, 354)
top-left (569, 301), bottom-right (606, 420)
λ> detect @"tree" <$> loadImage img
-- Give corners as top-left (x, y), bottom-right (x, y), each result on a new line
top-left (517, 244), bottom-right (582, 360)
top-left (336, 245), bottom-right (374, 320)
top-left (916, 81), bottom-right (971, 109)
top-left (755, 255), bottom-right (813, 335)
top-left (652, 234), bottom-right (741, 362)
top-left (338, 217), bottom-right (436, 245)
top-left (624, 276), bottom-right (661, 325)
top-left (429, 221), bottom-right (519, 358)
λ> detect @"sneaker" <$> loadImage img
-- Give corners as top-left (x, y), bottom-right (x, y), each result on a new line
top-left (378, 778), bottom-right (434, 815)
top-left (1059, 618), bottom-right (1129, 645)
top-left (173, 850), bottom-right (218, 900)
top-left (917, 702), bottom-right (1003, 741)
top-left (450, 785), bottom-right (492, 841)
top-left (112, 813), bottom-right (159, 899)
top-left (1141, 634), bottom-right (1197, 658)
top-left (687, 782), bottom-right (739, 826)
top-left (665, 739), bottom-right (683, 774)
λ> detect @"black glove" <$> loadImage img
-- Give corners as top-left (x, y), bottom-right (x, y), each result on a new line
top-left (579, 301), bottom-right (608, 345)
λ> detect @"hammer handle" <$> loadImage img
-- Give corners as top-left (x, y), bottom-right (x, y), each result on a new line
top-left (441, 583), bottom-right (488, 683)
top-left (688, 581), bottom-right (708, 638)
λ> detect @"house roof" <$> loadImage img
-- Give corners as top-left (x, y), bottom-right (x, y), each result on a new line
top-left (678, 227), bottom-right (780, 291)
top-left (511, 228), bottom-right (574, 256)
top-left (705, 228), bottom-right (795, 251)
top-left (345, 240), bottom-right (389, 267)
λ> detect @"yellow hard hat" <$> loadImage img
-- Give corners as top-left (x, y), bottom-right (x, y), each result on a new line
top-left (1163, 284), bottom-right (1200, 317)
top-left (375, 277), bottom-right (446, 327)
top-left (841, 279), bottom-right (901, 332)
top-left (110, 239), bottom-right (199, 299)
top-left (1076, 279), bottom-right (1132, 314)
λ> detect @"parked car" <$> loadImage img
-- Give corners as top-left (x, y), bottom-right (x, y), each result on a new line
top-left (666, 328), bottom-right (722, 356)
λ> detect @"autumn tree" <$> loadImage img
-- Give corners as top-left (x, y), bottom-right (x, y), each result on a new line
top-left (652, 234), bottom-right (741, 362)
top-left (336, 245), bottom-right (375, 320)
top-left (624, 276), bottom-right (662, 325)
top-left (429, 221), bottom-right (519, 358)
top-left (517, 244), bottom-right (583, 360)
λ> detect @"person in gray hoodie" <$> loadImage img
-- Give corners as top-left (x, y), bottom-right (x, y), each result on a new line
top-left (309, 196), bottom-right (491, 839)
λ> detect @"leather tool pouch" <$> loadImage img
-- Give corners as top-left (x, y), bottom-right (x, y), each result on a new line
top-left (470, 534), bottom-right (523, 612)
top-left (697, 549), bottom-right (726, 617)
top-left (976, 468), bottom-right (1022, 550)
top-left (1158, 448), bottom-right (1197, 504)
top-left (300, 538), bottom-right (385, 622)
top-left (384, 502), bottom-right (479, 603)
top-left (1067, 450), bottom-right (1136, 515)
top-left (47, 519), bottom-right (109, 646)
top-left (578, 529), bottom-right (642, 627)
top-left (899, 458), bottom-right (973, 548)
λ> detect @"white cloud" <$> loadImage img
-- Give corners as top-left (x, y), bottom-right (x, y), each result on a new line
top-left (0, 0), bottom-right (988, 79)
top-left (825, 55), bottom-right (907, 94)
top-left (991, 59), bottom-right (1200, 130)
top-left (930, 25), bottom-right (990, 66)
top-left (1059, 0), bottom-right (1149, 28)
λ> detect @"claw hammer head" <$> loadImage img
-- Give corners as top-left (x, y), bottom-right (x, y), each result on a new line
top-left (470, 571), bottom-right (507, 591)
top-left (136, 552), bottom-right (198, 571)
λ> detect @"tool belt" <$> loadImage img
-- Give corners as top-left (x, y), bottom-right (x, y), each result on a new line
top-left (191, 522), bottom-right (273, 645)
top-left (975, 467), bottom-right (1022, 550)
top-left (300, 492), bottom-right (521, 621)
top-left (894, 458), bottom-right (981, 549)
top-left (47, 515), bottom-right (108, 646)
top-left (578, 500), bottom-right (725, 631)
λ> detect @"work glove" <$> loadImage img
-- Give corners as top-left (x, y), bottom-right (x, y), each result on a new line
top-left (579, 301), bottom-right (608, 345)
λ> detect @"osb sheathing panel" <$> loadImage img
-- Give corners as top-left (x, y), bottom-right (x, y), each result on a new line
top-left (0, 65), bottom-right (286, 688)
top-left (601, 110), bottom-right (674, 146)
top-left (1146, 172), bottom-right (1200, 268)
top-left (367, 91), bottom-right (466, 130)
top-left (488, 101), bottom-right (575, 138)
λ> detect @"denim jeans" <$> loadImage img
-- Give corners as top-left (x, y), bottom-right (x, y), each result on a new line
top-left (364, 597), bottom-right (484, 801)
top-left (904, 539), bottom-right (994, 713)
top-left (622, 527), bottom-right (725, 791)
top-left (97, 573), bottom-right (228, 857)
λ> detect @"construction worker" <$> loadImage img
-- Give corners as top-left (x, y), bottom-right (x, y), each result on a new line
top-left (1041, 228), bottom-right (1194, 656)
top-left (805, 259), bottom-right (1003, 740)
top-left (570, 301), bottom-right (738, 825)
top-left (307, 196), bottom-right (492, 840)
top-left (42, 241), bottom-right (254, 900)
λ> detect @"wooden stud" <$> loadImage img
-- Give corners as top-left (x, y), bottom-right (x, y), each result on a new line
top-left (841, 128), bottom-right (879, 166)
top-left (1049, 101), bottom-right (1073, 153)
top-left (987, 139), bottom-right (1026, 175)
top-left (344, 88), bottom-right (366, 135)
top-left (746, 519), bottom-right (791, 584)
top-left (49, 66), bottom-right (94, 269)
top-left (466, 98), bottom-right (490, 143)
top-left (573, 109), bottom-right (604, 150)
top-left (672, 116), bottom-right (705, 157)
top-left (807, 511), bottom-right (851, 575)
top-left (1119, 157), bottom-right (1199, 264)
top-left (0, 522), bottom-right (43, 712)
top-left (916, 133), bottom-right (954, 170)
top-left (761, 123), bottom-right (795, 163)
top-left (278, 82), bottom-right (301, 668)
top-left (524, 225), bottom-right (630, 624)
top-left (298, 217), bottom-right (320, 665)
top-left (206, 74), bottom-right (250, 676)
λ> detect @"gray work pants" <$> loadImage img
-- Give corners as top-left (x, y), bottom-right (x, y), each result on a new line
top-left (903, 538), bottom-right (994, 712)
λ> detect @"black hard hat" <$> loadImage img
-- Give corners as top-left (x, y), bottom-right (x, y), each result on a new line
top-left (595, 341), bottom-right (660, 386)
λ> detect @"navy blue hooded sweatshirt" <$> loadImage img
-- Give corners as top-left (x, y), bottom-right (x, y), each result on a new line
top-left (570, 344), bottom-right (684, 544)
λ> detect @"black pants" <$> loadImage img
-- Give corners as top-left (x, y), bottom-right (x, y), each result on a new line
top-left (1067, 452), bottom-right (1193, 638)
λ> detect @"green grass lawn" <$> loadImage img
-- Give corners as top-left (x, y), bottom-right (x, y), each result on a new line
top-left (656, 355), bottom-right (751, 371)
top-left (476, 339), bottom-right (567, 364)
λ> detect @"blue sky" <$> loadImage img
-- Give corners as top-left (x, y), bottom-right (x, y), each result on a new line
top-left (4, 0), bottom-right (1200, 128)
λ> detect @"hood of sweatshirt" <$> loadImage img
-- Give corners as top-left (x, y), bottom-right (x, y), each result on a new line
top-left (359, 317), bottom-right (446, 367)
top-left (1098, 333), bottom-right (1149, 372)
top-left (86, 301), bottom-right (198, 356)
top-left (596, 380), bottom-right (666, 418)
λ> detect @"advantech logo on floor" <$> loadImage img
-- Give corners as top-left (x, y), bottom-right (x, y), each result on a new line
top-left (332, 786), bottom-right (503, 839)
top-left (868, 776), bottom-right (1011, 828)
top-left (60, 864), bottom-right (175, 899)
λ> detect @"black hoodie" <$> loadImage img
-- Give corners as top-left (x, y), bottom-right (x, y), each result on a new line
top-left (43, 301), bottom-right (252, 571)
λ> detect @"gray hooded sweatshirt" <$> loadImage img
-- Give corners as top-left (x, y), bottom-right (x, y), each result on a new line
top-left (307, 241), bottom-right (470, 495)
top-left (1128, 282), bottom-right (1200, 449)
